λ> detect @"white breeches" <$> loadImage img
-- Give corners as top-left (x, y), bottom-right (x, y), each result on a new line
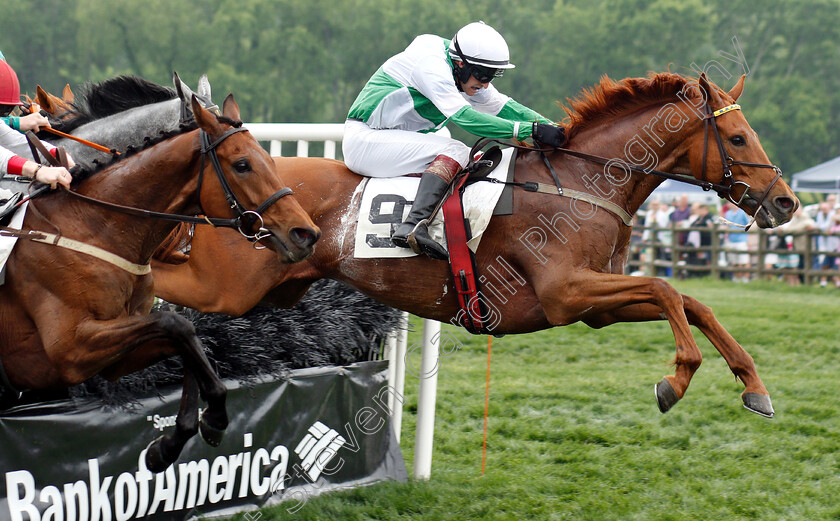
top-left (342, 119), bottom-right (470, 178)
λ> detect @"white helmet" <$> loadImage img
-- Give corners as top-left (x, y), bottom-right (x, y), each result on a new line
top-left (449, 21), bottom-right (515, 71)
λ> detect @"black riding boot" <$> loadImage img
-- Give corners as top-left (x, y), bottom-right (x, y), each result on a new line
top-left (391, 172), bottom-right (452, 260)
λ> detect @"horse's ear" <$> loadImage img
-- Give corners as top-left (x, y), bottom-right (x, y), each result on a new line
top-left (697, 73), bottom-right (712, 98)
top-left (222, 94), bottom-right (241, 121)
top-left (197, 74), bottom-right (212, 101)
top-left (727, 74), bottom-right (745, 102)
top-left (35, 85), bottom-right (52, 111)
top-left (173, 71), bottom-right (186, 101)
top-left (697, 73), bottom-right (721, 104)
top-left (192, 95), bottom-right (222, 135)
top-left (62, 84), bottom-right (74, 103)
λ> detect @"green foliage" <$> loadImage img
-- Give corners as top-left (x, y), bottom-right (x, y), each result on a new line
top-left (1, 0), bottom-right (839, 174)
top-left (223, 278), bottom-right (840, 520)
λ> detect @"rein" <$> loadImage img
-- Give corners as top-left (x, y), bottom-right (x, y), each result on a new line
top-left (61, 126), bottom-right (293, 241)
top-left (471, 101), bottom-right (782, 229)
top-left (1, 125), bottom-right (294, 275)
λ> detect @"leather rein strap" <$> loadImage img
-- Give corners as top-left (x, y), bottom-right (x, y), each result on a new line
top-left (64, 127), bottom-right (293, 235)
top-left (2, 126), bottom-right (294, 275)
top-left (470, 101), bottom-right (782, 227)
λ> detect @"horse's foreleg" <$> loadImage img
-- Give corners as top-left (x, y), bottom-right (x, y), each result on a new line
top-left (681, 295), bottom-right (772, 416)
top-left (537, 274), bottom-right (701, 413)
top-left (152, 257), bottom-right (260, 315)
top-left (583, 299), bottom-right (772, 417)
top-left (41, 311), bottom-right (228, 469)
top-left (145, 371), bottom-right (200, 473)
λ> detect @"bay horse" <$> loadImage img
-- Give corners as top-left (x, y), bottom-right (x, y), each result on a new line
top-left (0, 95), bottom-right (320, 471)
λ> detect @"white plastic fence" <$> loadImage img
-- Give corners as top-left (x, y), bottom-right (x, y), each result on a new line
top-left (244, 122), bottom-right (441, 480)
top-left (245, 123), bottom-right (344, 159)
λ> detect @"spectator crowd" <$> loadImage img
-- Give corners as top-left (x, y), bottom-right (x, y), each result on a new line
top-left (631, 194), bottom-right (840, 286)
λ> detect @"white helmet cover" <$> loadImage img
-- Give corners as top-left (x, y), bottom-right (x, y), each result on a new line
top-left (449, 21), bottom-right (515, 70)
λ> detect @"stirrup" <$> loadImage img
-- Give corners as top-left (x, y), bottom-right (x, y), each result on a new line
top-left (405, 220), bottom-right (426, 255)
top-left (407, 220), bottom-right (448, 260)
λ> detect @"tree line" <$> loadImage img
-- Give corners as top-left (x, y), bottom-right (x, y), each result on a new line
top-left (2, 0), bottom-right (838, 176)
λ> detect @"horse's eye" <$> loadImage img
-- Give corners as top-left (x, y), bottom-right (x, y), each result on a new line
top-left (232, 159), bottom-right (251, 174)
top-left (730, 135), bottom-right (746, 147)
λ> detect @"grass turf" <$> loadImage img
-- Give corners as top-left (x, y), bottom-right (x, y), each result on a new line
top-left (222, 278), bottom-right (840, 521)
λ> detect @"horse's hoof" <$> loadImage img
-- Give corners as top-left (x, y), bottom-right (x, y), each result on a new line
top-left (199, 418), bottom-right (226, 447)
top-left (743, 393), bottom-right (774, 418)
top-left (145, 436), bottom-right (173, 473)
top-left (655, 378), bottom-right (680, 413)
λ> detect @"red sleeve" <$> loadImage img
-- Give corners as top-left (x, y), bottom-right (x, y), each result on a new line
top-left (7, 156), bottom-right (27, 176)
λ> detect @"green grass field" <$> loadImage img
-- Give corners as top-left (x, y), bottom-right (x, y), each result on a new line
top-left (227, 279), bottom-right (840, 521)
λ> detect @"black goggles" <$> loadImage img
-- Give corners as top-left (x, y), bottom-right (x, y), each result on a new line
top-left (0, 105), bottom-right (15, 118)
top-left (470, 65), bottom-right (503, 83)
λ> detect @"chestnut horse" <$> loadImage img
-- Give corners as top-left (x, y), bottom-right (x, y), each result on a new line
top-left (123, 73), bottom-right (805, 416)
top-left (0, 96), bottom-right (319, 471)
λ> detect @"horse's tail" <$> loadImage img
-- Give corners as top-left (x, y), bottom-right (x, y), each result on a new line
top-left (153, 223), bottom-right (192, 264)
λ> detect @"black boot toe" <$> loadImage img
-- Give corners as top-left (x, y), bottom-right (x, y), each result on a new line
top-left (412, 224), bottom-right (448, 261)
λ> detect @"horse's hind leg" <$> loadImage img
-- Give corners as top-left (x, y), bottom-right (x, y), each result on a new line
top-left (584, 299), bottom-right (772, 417)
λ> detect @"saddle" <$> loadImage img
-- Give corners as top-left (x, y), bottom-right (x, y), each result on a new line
top-left (0, 188), bottom-right (23, 224)
top-left (0, 131), bottom-right (67, 223)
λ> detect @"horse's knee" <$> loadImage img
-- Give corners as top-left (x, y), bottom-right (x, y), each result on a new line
top-left (155, 311), bottom-right (197, 338)
top-left (649, 277), bottom-right (683, 306)
top-left (682, 296), bottom-right (714, 324)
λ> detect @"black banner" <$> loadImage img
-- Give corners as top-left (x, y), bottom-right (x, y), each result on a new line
top-left (0, 361), bottom-right (406, 521)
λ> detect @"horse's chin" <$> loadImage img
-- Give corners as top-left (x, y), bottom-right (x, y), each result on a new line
top-left (749, 200), bottom-right (787, 229)
top-left (258, 232), bottom-right (314, 263)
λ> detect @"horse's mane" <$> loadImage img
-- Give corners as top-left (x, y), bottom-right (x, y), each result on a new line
top-left (562, 72), bottom-right (699, 139)
top-left (51, 75), bottom-right (177, 134)
top-left (70, 115), bottom-right (242, 185)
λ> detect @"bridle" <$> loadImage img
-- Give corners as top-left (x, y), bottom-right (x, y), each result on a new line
top-left (196, 127), bottom-right (294, 245)
top-left (57, 125), bottom-right (293, 248)
top-left (557, 102), bottom-right (781, 202)
top-left (497, 101), bottom-right (783, 229)
top-left (697, 103), bottom-right (782, 227)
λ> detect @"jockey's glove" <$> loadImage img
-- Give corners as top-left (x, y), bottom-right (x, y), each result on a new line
top-left (532, 122), bottom-right (566, 148)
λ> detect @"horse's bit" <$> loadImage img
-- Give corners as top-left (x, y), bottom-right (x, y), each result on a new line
top-left (197, 126), bottom-right (293, 247)
top-left (697, 103), bottom-right (783, 227)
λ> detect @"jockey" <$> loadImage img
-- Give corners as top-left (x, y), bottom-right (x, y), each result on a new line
top-left (343, 21), bottom-right (565, 260)
top-left (0, 57), bottom-right (73, 190)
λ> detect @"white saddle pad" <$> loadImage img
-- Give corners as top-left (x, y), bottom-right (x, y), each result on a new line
top-left (354, 147), bottom-right (514, 259)
top-left (0, 201), bottom-right (28, 285)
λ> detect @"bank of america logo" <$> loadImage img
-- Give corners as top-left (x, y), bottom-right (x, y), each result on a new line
top-left (294, 421), bottom-right (346, 481)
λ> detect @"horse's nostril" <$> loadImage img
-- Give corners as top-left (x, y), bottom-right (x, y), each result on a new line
top-left (290, 227), bottom-right (320, 249)
top-left (774, 196), bottom-right (796, 211)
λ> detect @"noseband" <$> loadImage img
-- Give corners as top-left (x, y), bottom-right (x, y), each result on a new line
top-left (197, 127), bottom-right (293, 246)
